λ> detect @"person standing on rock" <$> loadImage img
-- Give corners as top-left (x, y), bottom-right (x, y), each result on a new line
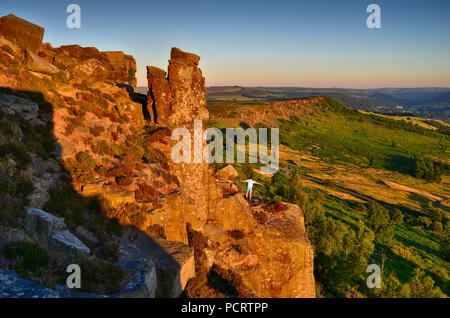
top-left (241, 178), bottom-right (261, 201)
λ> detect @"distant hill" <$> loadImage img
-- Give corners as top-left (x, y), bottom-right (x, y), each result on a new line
top-left (206, 86), bottom-right (450, 122)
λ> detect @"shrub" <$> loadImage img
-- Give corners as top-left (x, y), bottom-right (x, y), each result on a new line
top-left (89, 125), bottom-right (105, 137)
top-left (270, 201), bottom-right (288, 213)
top-left (147, 224), bottom-right (166, 239)
top-left (135, 183), bottom-right (159, 202)
top-left (91, 140), bottom-right (112, 156)
top-left (97, 243), bottom-right (119, 262)
top-left (107, 165), bottom-right (134, 179)
top-left (227, 230), bottom-right (245, 240)
top-left (75, 151), bottom-right (96, 169)
top-left (144, 127), bottom-right (171, 145)
top-left (71, 257), bottom-right (124, 294)
top-left (252, 210), bottom-right (268, 224)
top-left (3, 241), bottom-right (49, 272)
top-left (143, 147), bottom-right (168, 169)
top-left (0, 142), bottom-right (32, 167)
top-left (0, 178), bottom-right (16, 195)
top-left (115, 175), bottom-right (133, 186)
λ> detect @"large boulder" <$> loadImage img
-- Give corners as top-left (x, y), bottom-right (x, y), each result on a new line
top-left (0, 14), bottom-right (44, 54)
top-left (115, 258), bottom-right (157, 298)
top-left (0, 270), bottom-right (59, 298)
top-left (214, 164), bottom-right (239, 180)
top-left (119, 228), bottom-right (195, 298)
top-left (25, 208), bottom-right (91, 256)
top-left (25, 49), bottom-right (58, 75)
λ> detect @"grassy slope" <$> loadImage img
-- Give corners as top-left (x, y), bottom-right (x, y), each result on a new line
top-left (207, 97), bottom-right (450, 296)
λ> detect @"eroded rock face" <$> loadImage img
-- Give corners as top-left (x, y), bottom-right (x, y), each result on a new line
top-left (167, 48), bottom-right (209, 126)
top-left (143, 48), bottom-right (316, 298)
top-left (0, 14), bottom-right (44, 54)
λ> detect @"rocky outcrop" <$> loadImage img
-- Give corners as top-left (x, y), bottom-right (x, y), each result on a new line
top-left (147, 47), bottom-right (209, 126)
top-left (25, 208), bottom-right (91, 256)
top-left (147, 66), bottom-right (173, 125)
top-left (0, 14), bottom-right (44, 54)
top-left (0, 93), bottom-right (39, 121)
top-left (25, 49), bottom-right (58, 75)
top-left (54, 45), bottom-right (137, 86)
top-left (114, 258), bottom-right (157, 298)
top-left (142, 48), bottom-right (316, 298)
top-left (119, 227), bottom-right (195, 298)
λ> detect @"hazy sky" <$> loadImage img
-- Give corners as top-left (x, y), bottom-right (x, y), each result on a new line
top-left (1, 0), bottom-right (449, 88)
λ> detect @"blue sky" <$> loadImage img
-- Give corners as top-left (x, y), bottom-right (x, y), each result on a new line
top-left (1, 0), bottom-right (449, 88)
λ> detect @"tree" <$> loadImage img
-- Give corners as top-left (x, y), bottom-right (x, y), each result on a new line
top-left (440, 228), bottom-right (450, 261)
top-left (241, 163), bottom-right (256, 180)
top-left (286, 170), bottom-right (307, 212)
top-left (366, 203), bottom-right (394, 246)
top-left (374, 271), bottom-right (409, 298)
top-left (418, 216), bottom-right (432, 229)
top-left (390, 208), bottom-right (403, 224)
top-left (406, 269), bottom-right (445, 298)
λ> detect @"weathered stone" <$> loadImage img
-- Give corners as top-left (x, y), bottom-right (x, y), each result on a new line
top-left (64, 58), bottom-right (109, 83)
top-left (214, 164), bottom-right (239, 180)
top-left (50, 230), bottom-right (91, 254)
top-left (81, 178), bottom-right (107, 196)
top-left (0, 37), bottom-right (21, 57)
top-left (0, 270), bottom-right (59, 298)
top-left (59, 45), bottom-right (103, 62)
top-left (119, 228), bottom-right (195, 298)
top-left (0, 14), bottom-right (44, 54)
top-left (115, 258), bottom-right (157, 298)
top-left (25, 208), bottom-right (91, 256)
top-left (170, 47), bottom-right (200, 66)
top-left (216, 180), bottom-right (239, 195)
top-left (75, 226), bottom-right (99, 245)
top-left (25, 49), bottom-right (58, 74)
top-left (103, 51), bottom-right (137, 87)
top-left (101, 189), bottom-right (135, 209)
top-left (147, 66), bottom-right (173, 125)
top-left (0, 93), bottom-right (39, 121)
top-left (167, 47), bottom-right (209, 126)
top-left (25, 207), bottom-right (66, 240)
top-left (146, 47), bottom-right (208, 126)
